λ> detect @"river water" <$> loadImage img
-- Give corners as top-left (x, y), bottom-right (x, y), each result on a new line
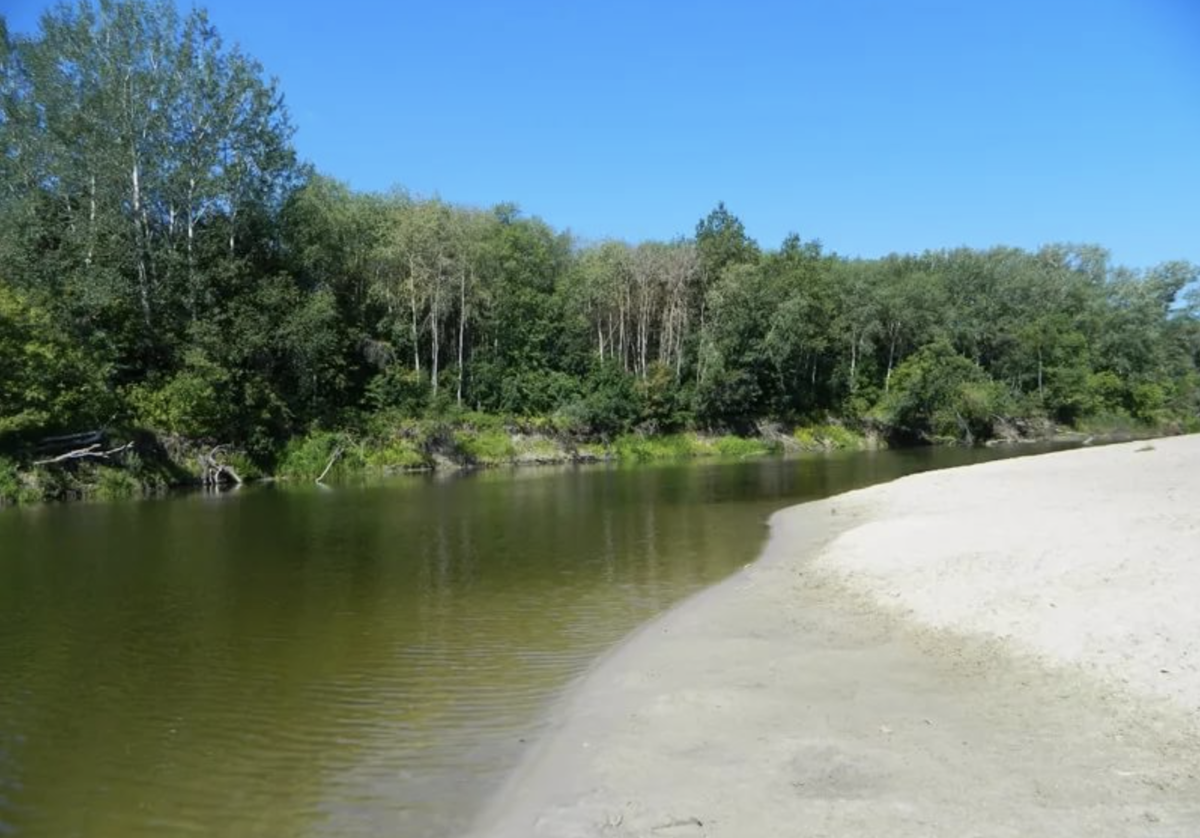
top-left (0, 445), bottom-right (1063, 837)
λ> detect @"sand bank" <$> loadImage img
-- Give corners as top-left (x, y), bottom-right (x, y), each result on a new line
top-left (472, 436), bottom-right (1200, 837)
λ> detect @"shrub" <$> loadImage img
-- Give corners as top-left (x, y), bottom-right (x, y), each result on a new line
top-left (793, 424), bottom-right (864, 451)
top-left (365, 366), bottom-right (431, 415)
top-left (0, 457), bottom-right (20, 505)
top-left (93, 467), bottom-right (141, 500)
top-left (873, 341), bottom-right (1011, 444)
top-left (453, 428), bottom-right (515, 465)
top-left (0, 282), bottom-right (114, 439)
top-left (635, 362), bottom-right (693, 432)
top-left (127, 351), bottom-right (232, 438)
top-left (278, 431), bottom-right (363, 480)
top-left (612, 433), bottom-right (698, 462)
top-left (362, 439), bottom-right (427, 471)
top-left (712, 435), bottom-right (773, 458)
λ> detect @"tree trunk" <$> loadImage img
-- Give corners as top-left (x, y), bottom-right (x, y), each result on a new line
top-left (456, 268), bottom-right (466, 407)
top-left (1037, 345), bottom-right (1044, 400)
top-left (849, 334), bottom-right (859, 393)
top-left (431, 289), bottom-right (440, 394)
top-left (186, 179), bottom-right (197, 321)
top-left (131, 156), bottom-right (151, 325)
top-left (409, 255), bottom-right (421, 373)
top-left (86, 174), bottom-right (96, 267)
top-left (885, 328), bottom-right (898, 393)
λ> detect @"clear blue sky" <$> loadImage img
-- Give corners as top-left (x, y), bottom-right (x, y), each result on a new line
top-left (6, 0), bottom-right (1199, 269)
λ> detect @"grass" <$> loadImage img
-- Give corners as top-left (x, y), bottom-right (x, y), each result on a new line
top-left (712, 435), bottom-right (775, 458)
top-left (0, 457), bottom-right (22, 505)
top-left (277, 431), bottom-right (350, 480)
top-left (513, 435), bottom-right (565, 462)
top-left (362, 438), bottom-right (428, 471)
top-left (611, 433), bottom-right (776, 463)
top-left (93, 466), bottom-right (141, 500)
top-left (1074, 411), bottom-right (1141, 436)
top-left (453, 428), bottom-right (516, 465)
top-left (793, 423), bottom-right (868, 451)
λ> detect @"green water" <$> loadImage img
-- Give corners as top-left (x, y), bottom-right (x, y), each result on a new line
top-left (0, 446), bottom-right (1065, 837)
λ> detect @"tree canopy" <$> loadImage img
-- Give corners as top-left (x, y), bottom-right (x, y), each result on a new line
top-left (2, 0), bottom-right (1198, 462)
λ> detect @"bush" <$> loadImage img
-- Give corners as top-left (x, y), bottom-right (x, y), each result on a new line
top-left (610, 433), bottom-right (775, 462)
top-left (874, 340), bottom-right (1011, 444)
top-left (712, 435), bottom-right (774, 458)
top-left (635, 362), bottom-right (693, 432)
top-left (612, 433), bottom-right (699, 462)
top-left (127, 351), bottom-right (231, 438)
top-left (277, 431), bottom-right (363, 480)
top-left (0, 282), bottom-right (114, 439)
top-left (366, 366), bottom-right (431, 415)
top-left (560, 362), bottom-right (639, 437)
top-left (1128, 381), bottom-right (1168, 423)
top-left (93, 467), bottom-right (141, 500)
top-left (0, 457), bottom-right (21, 505)
top-left (453, 428), bottom-right (516, 465)
top-left (362, 438), bottom-right (427, 471)
top-left (793, 423), bottom-right (865, 451)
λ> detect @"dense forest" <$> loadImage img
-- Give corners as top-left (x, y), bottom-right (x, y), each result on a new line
top-left (2, 1), bottom-right (1199, 495)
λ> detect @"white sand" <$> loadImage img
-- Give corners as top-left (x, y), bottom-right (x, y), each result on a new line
top-left (472, 436), bottom-right (1200, 837)
top-left (812, 435), bottom-right (1200, 716)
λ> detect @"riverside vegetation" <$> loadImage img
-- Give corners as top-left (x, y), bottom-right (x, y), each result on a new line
top-left (1, 1), bottom-right (1199, 503)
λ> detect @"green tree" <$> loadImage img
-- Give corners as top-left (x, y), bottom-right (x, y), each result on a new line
top-left (874, 340), bottom-right (1010, 444)
top-left (0, 281), bottom-right (112, 438)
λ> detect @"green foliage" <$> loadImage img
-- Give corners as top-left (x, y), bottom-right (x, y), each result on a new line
top-left (874, 341), bottom-right (1012, 443)
top-left (793, 424), bottom-right (866, 451)
top-left (453, 428), bottom-right (516, 465)
top-left (277, 431), bottom-right (360, 480)
top-left (0, 457), bottom-right (22, 505)
top-left (361, 438), bottom-right (427, 471)
top-left (712, 436), bottom-right (775, 458)
top-left (1, 0), bottom-right (1198, 494)
top-left (635, 362), bottom-right (692, 433)
top-left (93, 467), bottom-right (141, 501)
top-left (127, 351), bottom-right (231, 438)
top-left (366, 367), bottom-right (432, 414)
top-left (1075, 411), bottom-right (1139, 436)
top-left (559, 362), bottom-right (638, 437)
top-left (611, 433), bottom-right (774, 462)
top-left (612, 434), bottom-right (701, 462)
top-left (0, 282), bottom-right (113, 439)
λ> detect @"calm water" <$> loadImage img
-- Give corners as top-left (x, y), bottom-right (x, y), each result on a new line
top-left (0, 446), bottom-right (1064, 837)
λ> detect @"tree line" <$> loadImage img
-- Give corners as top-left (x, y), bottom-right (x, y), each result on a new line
top-left (2, 0), bottom-right (1198, 467)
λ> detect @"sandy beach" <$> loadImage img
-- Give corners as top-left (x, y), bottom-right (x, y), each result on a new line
top-left (471, 435), bottom-right (1200, 838)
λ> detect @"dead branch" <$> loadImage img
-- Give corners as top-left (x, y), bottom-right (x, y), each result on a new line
top-left (197, 444), bottom-right (243, 487)
top-left (316, 446), bottom-right (344, 484)
top-left (34, 442), bottom-right (133, 466)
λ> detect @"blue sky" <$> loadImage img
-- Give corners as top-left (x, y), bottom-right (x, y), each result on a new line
top-left (6, 1), bottom-right (1199, 269)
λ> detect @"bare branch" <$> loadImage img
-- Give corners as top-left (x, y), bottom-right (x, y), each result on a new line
top-left (34, 442), bottom-right (134, 466)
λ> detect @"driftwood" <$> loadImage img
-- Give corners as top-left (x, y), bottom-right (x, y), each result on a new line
top-left (198, 444), bottom-right (243, 487)
top-left (315, 446), bottom-right (344, 484)
top-left (33, 441), bottom-right (133, 466)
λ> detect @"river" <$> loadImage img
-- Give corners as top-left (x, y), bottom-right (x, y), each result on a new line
top-left (0, 445), bottom-right (1065, 837)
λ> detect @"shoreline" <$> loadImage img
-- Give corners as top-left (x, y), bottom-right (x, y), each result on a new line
top-left (471, 436), bottom-right (1200, 837)
top-left (4, 417), bottom-right (1167, 508)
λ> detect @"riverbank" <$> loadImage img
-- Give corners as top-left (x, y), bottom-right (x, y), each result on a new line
top-left (473, 435), bottom-right (1200, 837)
top-left (1, 420), bottom-right (882, 505)
top-left (3, 410), bottom-right (1176, 507)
